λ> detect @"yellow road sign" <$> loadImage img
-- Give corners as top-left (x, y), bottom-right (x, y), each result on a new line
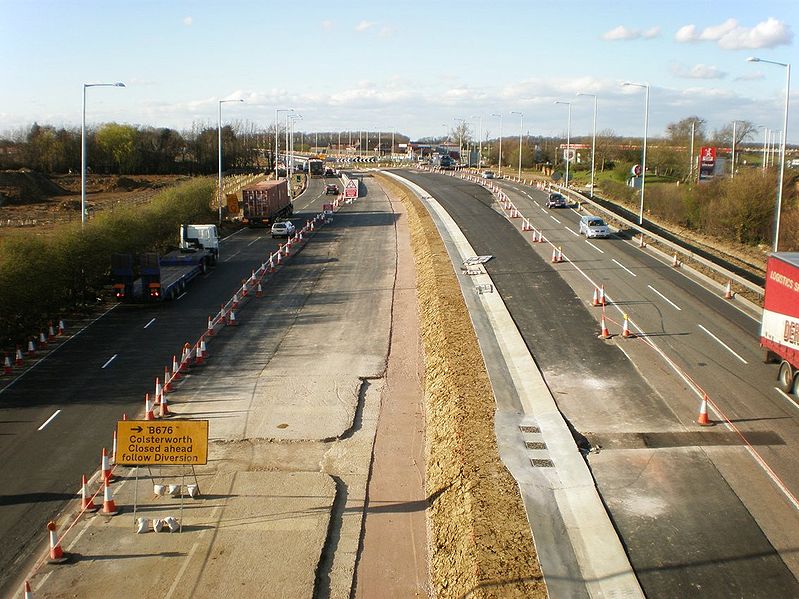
top-left (116, 420), bottom-right (208, 466)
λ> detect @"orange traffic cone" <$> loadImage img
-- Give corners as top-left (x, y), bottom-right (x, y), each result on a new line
top-left (171, 355), bottom-right (181, 380)
top-left (101, 448), bottom-right (112, 483)
top-left (269, 255), bottom-right (275, 273)
top-left (241, 279), bottom-right (248, 297)
top-left (81, 474), bottom-right (97, 511)
top-left (207, 315), bottom-right (215, 336)
top-left (48, 321), bottom-right (57, 341)
top-left (220, 304), bottom-right (228, 325)
top-left (159, 390), bottom-right (173, 418)
top-left (23, 581), bottom-right (33, 599)
top-left (551, 247), bottom-right (558, 263)
top-left (15, 346), bottom-right (24, 367)
top-left (26, 339), bottom-right (36, 356)
top-left (724, 280), bottom-right (734, 300)
top-left (622, 314), bottom-right (634, 338)
top-left (101, 479), bottom-right (118, 515)
top-left (199, 339), bottom-right (208, 362)
top-left (3, 354), bottom-right (12, 375)
top-left (163, 367), bottom-right (172, 393)
top-left (256, 282), bottom-right (263, 298)
top-left (194, 342), bottom-right (204, 366)
top-left (672, 253), bottom-right (680, 267)
top-left (228, 309), bottom-right (238, 326)
top-left (232, 291), bottom-right (240, 310)
top-left (598, 314), bottom-right (612, 339)
top-left (697, 395), bottom-right (713, 426)
top-left (47, 521), bottom-right (68, 563)
top-left (112, 430), bottom-right (117, 464)
top-left (145, 393), bottom-right (155, 420)
top-left (599, 285), bottom-right (606, 306)
top-left (154, 376), bottom-right (164, 404)
top-left (591, 288), bottom-right (601, 307)
top-left (38, 331), bottom-right (48, 349)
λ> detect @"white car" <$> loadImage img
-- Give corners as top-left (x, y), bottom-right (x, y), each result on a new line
top-left (579, 215), bottom-right (610, 239)
top-left (271, 220), bottom-right (296, 239)
top-left (482, 170), bottom-right (495, 179)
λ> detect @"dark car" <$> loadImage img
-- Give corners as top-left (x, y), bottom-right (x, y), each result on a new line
top-left (325, 183), bottom-right (339, 195)
top-left (546, 193), bottom-right (568, 208)
top-left (324, 168), bottom-right (335, 177)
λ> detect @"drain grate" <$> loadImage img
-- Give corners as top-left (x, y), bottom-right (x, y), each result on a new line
top-left (525, 441), bottom-right (547, 450)
top-left (530, 458), bottom-right (554, 468)
top-left (519, 425), bottom-right (540, 433)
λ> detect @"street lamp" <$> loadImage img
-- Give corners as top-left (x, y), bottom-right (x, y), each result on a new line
top-left (218, 98), bottom-right (244, 224)
top-left (554, 100), bottom-right (572, 191)
top-left (491, 113), bottom-right (503, 177)
top-left (511, 111), bottom-right (523, 179)
top-left (622, 81), bottom-right (650, 225)
top-left (81, 81), bottom-right (125, 227)
top-left (748, 56), bottom-right (791, 252)
top-left (471, 114), bottom-right (483, 169)
top-left (454, 118), bottom-right (466, 166)
top-left (275, 108), bottom-right (293, 179)
top-left (576, 93), bottom-right (597, 197)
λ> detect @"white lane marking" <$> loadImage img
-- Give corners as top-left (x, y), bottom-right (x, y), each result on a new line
top-left (774, 388), bottom-right (799, 411)
top-left (540, 206), bottom-right (547, 213)
top-left (38, 409), bottom-right (62, 431)
top-left (176, 292), bottom-right (187, 300)
top-left (550, 215), bottom-right (561, 224)
top-left (647, 285), bottom-right (682, 311)
top-left (698, 324), bottom-right (748, 364)
top-left (247, 236), bottom-right (262, 247)
top-left (611, 258), bottom-right (637, 277)
top-left (101, 354), bottom-right (118, 369)
top-left (223, 249), bottom-right (242, 262)
top-left (586, 241), bottom-right (605, 253)
top-left (143, 318), bottom-right (156, 329)
top-left (567, 228), bottom-right (580, 237)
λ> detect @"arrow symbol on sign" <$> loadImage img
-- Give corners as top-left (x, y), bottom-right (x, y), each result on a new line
top-left (131, 426), bottom-right (143, 433)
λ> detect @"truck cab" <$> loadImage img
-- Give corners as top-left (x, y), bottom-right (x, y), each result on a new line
top-left (180, 224), bottom-right (219, 262)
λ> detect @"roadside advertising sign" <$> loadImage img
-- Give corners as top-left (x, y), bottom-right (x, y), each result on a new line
top-left (699, 146), bottom-right (716, 182)
top-left (116, 420), bottom-right (209, 466)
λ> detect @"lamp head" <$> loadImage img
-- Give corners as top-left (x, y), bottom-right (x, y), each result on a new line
top-left (747, 57), bottom-right (760, 63)
top-left (114, 82), bottom-right (125, 87)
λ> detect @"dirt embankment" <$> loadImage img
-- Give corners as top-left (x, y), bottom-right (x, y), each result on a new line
top-left (0, 171), bottom-right (188, 236)
top-left (378, 174), bottom-right (546, 598)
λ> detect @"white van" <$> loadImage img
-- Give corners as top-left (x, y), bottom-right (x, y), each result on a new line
top-left (579, 215), bottom-right (610, 239)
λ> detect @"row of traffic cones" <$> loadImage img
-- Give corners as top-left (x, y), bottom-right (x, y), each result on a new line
top-left (597, 311), bottom-right (634, 339)
top-left (2, 320), bottom-right (66, 377)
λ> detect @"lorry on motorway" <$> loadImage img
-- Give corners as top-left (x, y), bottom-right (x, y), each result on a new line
top-left (111, 224), bottom-right (219, 302)
top-left (241, 180), bottom-right (292, 227)
top-left (761, 252), bottom-right (799, 395)
top-left (308, 159), bottom-right (325, 177)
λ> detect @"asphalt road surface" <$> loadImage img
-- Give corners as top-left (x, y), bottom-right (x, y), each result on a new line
top-left (0, 176), bottom-right (334, 596)
top-left (394, 169), bottom-right (799, 598)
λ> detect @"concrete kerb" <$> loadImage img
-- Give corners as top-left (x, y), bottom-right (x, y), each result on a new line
top-left (383, 170), bottom-right (644, 598)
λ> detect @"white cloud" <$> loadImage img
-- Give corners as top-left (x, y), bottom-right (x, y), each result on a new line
top-left (183, 16), bottom-right (192, 27)
top-left (355, 20), bottom-right (375, 32)
top-left (321, 20), bottom-right (334, 31)
top-left (671, 63), bottom-right (727, 79)
top-left (602, 25), bottom-right (659, 41)
top-left (734, 71), bottom-right (766, 82)
top-left (675, 17), bottom-right (792, 49)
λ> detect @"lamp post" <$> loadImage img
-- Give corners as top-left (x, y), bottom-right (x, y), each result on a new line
top-left (761, 127), bottom-right (769, 172)
top-left (454, 118), bottom-right (466, 166)
top-left (471, 115), bottom-right (483, 169)
top-left (491, 113), bottom-right (503, 177)
top-left (511, 111), bottom-right (523, 179)
top-left (275, 108), bottom-right (293, 179)
top-left (731, 120), bottom-right (738, 179)
top-left (748, 56), bottom-right (791, 252)
top-left (217, 98), bottom-right (244, 224)
top-left (554, 100), bottom-right (572, 190)
top-left (287, 113), bottom-right (301, 197)
top-left (81, 82), bottom-right (125, 227)
top-left (622, 82), bottom-right (650, 225)
top-left (576, 93), bottom-right (597, 197)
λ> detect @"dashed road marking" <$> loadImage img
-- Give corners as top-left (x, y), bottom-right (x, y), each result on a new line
top-left (698, 324), bottom-right (748, 364)
top-left (647, 285), bottom-right (682, 310)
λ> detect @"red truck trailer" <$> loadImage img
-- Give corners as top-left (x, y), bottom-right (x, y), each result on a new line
top-left (761, 252), bottom-right (799, 395)
top-left (241, 180), bottom-right (292, 227)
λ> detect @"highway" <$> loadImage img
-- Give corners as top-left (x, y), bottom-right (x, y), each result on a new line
top-left (393, 169), bottom-right (799, 597)
top-left (0, 176), bottom-right (334, 596)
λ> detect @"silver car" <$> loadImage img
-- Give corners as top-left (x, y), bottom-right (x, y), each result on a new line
top-left (579, 215), bottom-right (610, 238)
top-left (271, 220), bottom-right (296, 239)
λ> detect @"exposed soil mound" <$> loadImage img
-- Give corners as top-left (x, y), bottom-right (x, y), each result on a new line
top-left (0, 170), bottom-right (68, 204)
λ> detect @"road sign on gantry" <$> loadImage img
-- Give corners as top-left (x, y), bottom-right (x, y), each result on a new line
top-left (116, 420), bottom-right (209, 466)
top-left (344, 180), bottom-right (358, 198)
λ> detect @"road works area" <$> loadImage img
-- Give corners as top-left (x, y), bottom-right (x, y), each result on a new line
top-left (23, 174), bottom-right (544, 598)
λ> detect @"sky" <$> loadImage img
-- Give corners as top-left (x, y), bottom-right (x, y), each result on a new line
top-left (1, 0), bottom-right (797, 142)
